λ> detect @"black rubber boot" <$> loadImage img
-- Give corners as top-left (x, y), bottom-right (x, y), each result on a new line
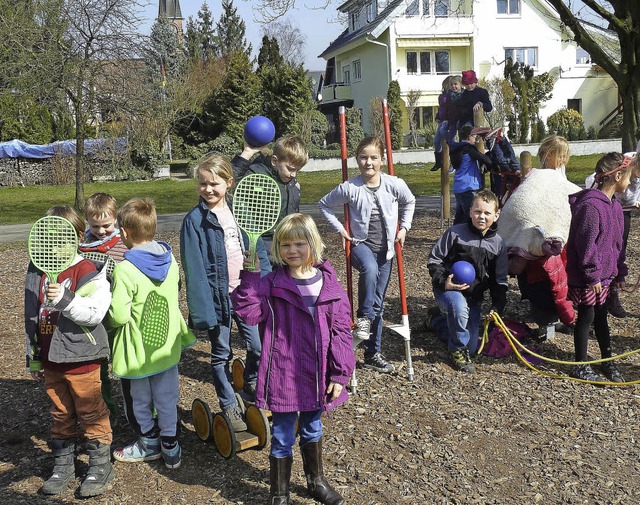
top-left (269, 455), bottom-right (292, 504)
top-left (79, 440), bottom-right (114, 498)
top-left (300, 439), bottom-right (345, 505)
top-left (41, 439), bottom-right (76, 495)
top-left (431, 151), bottom-right (443, 171)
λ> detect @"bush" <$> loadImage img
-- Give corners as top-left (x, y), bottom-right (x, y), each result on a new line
top-left (422, 122), bottom-right (438, 147)
top-left (209, 135), bottom-right (241, 159)
top-left (308, 144), bottom-right (341, 159)
top-left (587, 125), bottom-right (598, 140)
top-left (546, 108), bottom-right (586, 141)
top-left (345, 108), bottom-right (365, 156)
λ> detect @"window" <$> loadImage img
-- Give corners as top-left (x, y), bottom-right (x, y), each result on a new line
top-left (343, 66), bottom-right (351, 84)
top-left (366, 1), bottom-right (377, 22)
top-left (435, 0), bottom-right (448, 17)
top-left (497, 0), bottom-right (520, 15)
top-left (407, 50), bottom-right (450, 75)
top-left (350, 11), bottom-right (360, 30)
top-left (505, 47), bottom-right (537, 67)
top-left (567, 99), bottom-right (582, 114)
top-left (411, 107), bottom-right (436, 129)
top-left (422, 0), bottom-right (430, 15)
top-left (353, 59), bottom-right (362, 80)
top-left (406, 0), bottom-right (419, 16)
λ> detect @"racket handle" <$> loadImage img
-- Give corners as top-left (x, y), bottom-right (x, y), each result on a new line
top-left (247, 240), bottom-right (257, 271)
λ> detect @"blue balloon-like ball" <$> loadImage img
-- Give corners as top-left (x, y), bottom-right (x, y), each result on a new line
top-left (244, 116), bottom-right (276, 147)
top-left (451, 260), bottom-right (475, 285)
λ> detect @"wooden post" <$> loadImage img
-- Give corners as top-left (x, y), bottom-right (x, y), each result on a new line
top-left (441, 141), bottom-right (450, 227)
top-left (473, 108), bottom-right (485, 128)
top-left (520, 151), bottom-right (532, 177)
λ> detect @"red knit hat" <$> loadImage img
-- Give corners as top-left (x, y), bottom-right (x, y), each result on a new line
top-left (462, 70), bottom-right (478, 85)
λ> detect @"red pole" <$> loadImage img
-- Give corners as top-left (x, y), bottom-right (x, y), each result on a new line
top-left (381, 99), bottom-right (409, 317)
top-left (338, 106), bottom-right (354, 320)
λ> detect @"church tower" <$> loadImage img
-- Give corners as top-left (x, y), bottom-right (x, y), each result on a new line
top-left (158, 0), bottom-right (184, 42)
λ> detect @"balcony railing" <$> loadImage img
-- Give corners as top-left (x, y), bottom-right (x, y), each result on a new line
top-left (321, 83), bottom-right (352, 102)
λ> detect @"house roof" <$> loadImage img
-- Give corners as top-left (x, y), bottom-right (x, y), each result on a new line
top-left (580, 21), bottom-right (621, 63)
top-left (318, 0), bottom-right (404, 58)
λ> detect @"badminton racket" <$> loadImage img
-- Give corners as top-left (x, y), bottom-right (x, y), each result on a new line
top-left (28, 216), bottom-right (78, 284)
top-left (233, 174), bottom-right (281, 270)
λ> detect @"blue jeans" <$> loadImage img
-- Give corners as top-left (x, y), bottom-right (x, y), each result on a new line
top-left (351, 243), bottom-right (393, 356)
top-left (433, 121), bottom-right (448, 153)
top-left (454, 190), bottom-right (475, 225)
top-left (270, 410), bottom-right (323, 458)
top-left (433, 288), bottom-right (482, 354)
top-left (233, 313), bottom-right (261, 387)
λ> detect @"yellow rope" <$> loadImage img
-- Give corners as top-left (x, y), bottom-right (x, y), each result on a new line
top-left (483, 312), bottom-right (640, 386)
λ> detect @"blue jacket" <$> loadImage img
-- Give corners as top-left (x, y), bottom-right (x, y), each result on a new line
top-left (450, 141), bottom-right (493, 194)
top-left (180, 199), bottom-right (271, 330)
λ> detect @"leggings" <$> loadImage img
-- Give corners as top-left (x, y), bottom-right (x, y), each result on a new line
top-left (573, 304), bottom-right (611, 362)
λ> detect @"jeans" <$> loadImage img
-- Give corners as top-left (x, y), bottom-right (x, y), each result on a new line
top-left (270, 410), bottom-right (323, 458)
top-left (233, 313), bottom-right (261, 387)
top-left (433, 121), bottom-right (449, 153)
top-left (208, 316), bottom-right (235, 410)
top-left (454, 190), bottom-right (475, 225)
top-left (433, 288), bottom-right (482, 354)
top-left (129, 365), bottom-right (179, 438)
top-left (351, 243), bottom-right (393, 356)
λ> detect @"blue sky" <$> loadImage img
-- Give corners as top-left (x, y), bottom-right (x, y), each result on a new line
top-left (142, 0), bottom-right (345, 70)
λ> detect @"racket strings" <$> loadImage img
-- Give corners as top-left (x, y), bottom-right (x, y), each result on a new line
top-left (29, 217), bottom-right (78, 273)
top-left (234, 177), bottom-right (281, 233)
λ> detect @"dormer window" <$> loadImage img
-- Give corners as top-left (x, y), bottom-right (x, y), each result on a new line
top-left (497, 0), bottom-right (520, 15)
top-left (366, 1), bottom-right (377, 22)
top-left (406, 0), bottom-right (448, 17)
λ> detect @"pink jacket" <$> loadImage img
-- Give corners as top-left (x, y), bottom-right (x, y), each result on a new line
top-left (231, 260), bottom-right (355, 413)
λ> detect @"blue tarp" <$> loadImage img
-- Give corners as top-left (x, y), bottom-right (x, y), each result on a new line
top-left (0, 138), bottom-right (127, 159)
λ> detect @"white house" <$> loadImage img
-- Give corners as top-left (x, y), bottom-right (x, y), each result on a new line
top-left (318, 0), bottom-right (620, 140)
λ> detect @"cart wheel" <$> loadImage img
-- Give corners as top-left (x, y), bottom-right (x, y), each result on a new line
top-left (191, 398), bottom-right (213, 442)
top-left (232, 358), bottom-right (245, 392)
top-left (213, 412), bottom-right (237, 459)
top-left (235, 392), bottom-right (246, 415)
top-left (246, 405), bottom-right (270, 450)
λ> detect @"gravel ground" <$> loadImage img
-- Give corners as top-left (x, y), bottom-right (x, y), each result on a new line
top-left (1, 210), bottom-right (640, 504)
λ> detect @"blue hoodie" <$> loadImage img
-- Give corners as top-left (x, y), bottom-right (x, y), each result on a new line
top-left (124, 241), bottom-right (172, 282)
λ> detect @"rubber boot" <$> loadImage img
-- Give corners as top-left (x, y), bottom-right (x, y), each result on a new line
top-left (269, 455), bottom-right (292, 505)
top-left (79, 440), bottom-right (114, 498)
top-left (41, 439), bottom-right (76, 495)
top-left (431, 150), bottom-right (443, 171)
top-left (300, 439), bottom-right (345, 505)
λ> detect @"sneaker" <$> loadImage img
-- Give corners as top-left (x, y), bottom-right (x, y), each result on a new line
top-left (353, 317), bottom-right (371, 340)
top-left (448, 166), bottom-right (455, 175)
top-left (113, 436), bottom-right (161, 463)
top-left (451, 348), bottom-right (475, 373)
top-left (601, 361), bottom-right (625, 383)
top-left (570, 364), bottom-right (605, 382)
top-left (241, 382), bottom-right (256, 403)
top-left (161, 441), bottom-right (182, 469)
top-left (224, 404), bottom-right (247, 432)
top-left (363, 352), bottom-right (395, 373)
top-left (607, 288), bottom-right (627, 318)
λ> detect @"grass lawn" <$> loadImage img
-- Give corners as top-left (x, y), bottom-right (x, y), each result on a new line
top-left (0, 154), bottom-right (602, 225)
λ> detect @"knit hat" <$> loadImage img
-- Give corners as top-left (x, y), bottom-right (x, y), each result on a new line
top-left (462, 70), bottom-right (478, 85)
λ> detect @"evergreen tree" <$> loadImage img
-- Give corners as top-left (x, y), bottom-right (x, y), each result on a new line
top-left (203, 50), bottom-right (262, 141)
top-left (184, 3), bottom-right (215, 62)
top-left (214, 0), bottom-right (252, 60)
top-left (257, 35), bottom-right (284, 73)
top-left (184, 16), bottom-right (203, 62)
top-left (149, 17), bottom-right (186, 80)
top-left (387, 80), bottom-right (403, 150)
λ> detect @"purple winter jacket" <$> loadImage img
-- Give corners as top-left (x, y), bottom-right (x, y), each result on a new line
top-left (231, 260), bottom-right (355, 413)
top-left (566, 188), bottom-right (627, 288)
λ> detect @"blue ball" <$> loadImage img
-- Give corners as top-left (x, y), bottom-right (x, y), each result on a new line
top-left (244, 116), bottom-right (276, 147)
top-left (451, 260), bottom-right (475, 285)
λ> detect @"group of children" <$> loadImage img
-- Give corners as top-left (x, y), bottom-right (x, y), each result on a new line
top-left (24, 121), bottom-right (638, 502)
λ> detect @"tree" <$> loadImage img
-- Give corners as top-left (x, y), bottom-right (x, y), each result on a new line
top-left (242, 0), bottom-right (332, 23)
top-left (386, 81), bottom-right (403, 149)
top-left (214, 0), bottom-right (252, 60)
top-left (1, 0), bottom-right (146, 209)
top-left (261, 18), bottom-right (307, 67)
top-left (368, 96), bottom-right (385, 141)
top-left (480, 77), bottom-right (515, 131)
top-left (202, 50), bottom-right (262, 141)
top-left (406, 89), bottom-right (421, 148)
top-left (544, 1), bottom-right (640, 151)
top-left (184, 2), bottom-right (216, 62)
top-left (256, 36), bottom-right (284, 73)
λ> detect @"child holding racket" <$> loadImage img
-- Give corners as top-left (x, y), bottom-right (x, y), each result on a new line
top-left (109, 198), bottom-right (195, 469)
top-left (231, 213), bottom-right (354, 505)
top-left (180, 154), bottom-right (271, 432)
top-left (318, 136), bottom-right (415, 373)
top-left (231, 134), bottom-right (308, 258)
top-left (24, 206), bottom-right (114, 497)
top-left (566, 153), bottom-right (631, 382)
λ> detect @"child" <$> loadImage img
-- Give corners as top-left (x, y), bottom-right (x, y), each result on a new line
top-left (450, 125), bottom-right (493, 224)
top-left (460, 69), bottom-right (493, 126)
top-left (431, 75), bottom-right (452, 171)
top-left (25, 206), bottom-right (113, 497)
top-left (231, 134), bottom-right (308, 257)
top-left (231, 213), bottom-right (355, 505)
top-left (180, 154), bottom-right (271, 432)
top-left (318, 136), bottom-right (415, 373)
top-left (428, 190), bottom-right (508, 372)
top-left (537, 135), bottom-right (570, 178)
top-left (444, 75), bottom-right (464, 145)
top-left (566, 153), bottom-right (632, 382)
top-left (78, 192), bottom-right (129, 428)
top-left (109, 198), bottom-right (195, 469)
